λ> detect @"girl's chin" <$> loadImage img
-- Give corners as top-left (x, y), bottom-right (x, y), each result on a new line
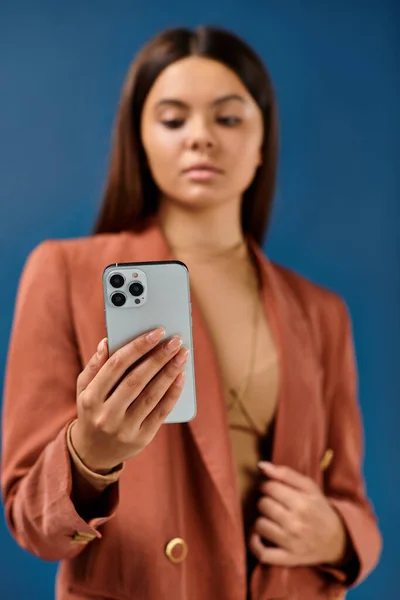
top-left (159, 186), bottom-right (236, 211)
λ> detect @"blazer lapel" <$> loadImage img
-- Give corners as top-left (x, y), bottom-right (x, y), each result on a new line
top-left (248, 241), bottom-right (325, 599)
top-left (251, 243), bottom-right (324, 474)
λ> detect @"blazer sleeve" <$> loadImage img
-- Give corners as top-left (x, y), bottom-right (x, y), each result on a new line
top-left (1, 240), bottom-right (119, 561)
top-left (319, 296), bottom-right (383, 586)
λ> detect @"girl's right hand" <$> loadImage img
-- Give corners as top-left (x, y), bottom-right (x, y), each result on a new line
top-left (70, 328), bottom-right (188, 474)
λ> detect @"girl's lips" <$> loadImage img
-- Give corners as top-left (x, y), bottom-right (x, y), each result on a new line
top-left (183, 168), bottom-right (223, 181)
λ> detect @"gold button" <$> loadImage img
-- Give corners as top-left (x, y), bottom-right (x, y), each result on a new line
top-left (165, 538), bottom-right (188, 564)
top-left (70, 531), bottom-right (97, 544)
top-left (320, 448), bottom-right (334, 471)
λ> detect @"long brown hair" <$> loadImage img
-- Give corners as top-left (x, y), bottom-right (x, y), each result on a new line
top-left (93, 26), bottom-right (279, 245)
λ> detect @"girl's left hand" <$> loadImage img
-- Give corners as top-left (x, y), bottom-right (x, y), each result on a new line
top-left (249, 461), bottom-right (349, 567)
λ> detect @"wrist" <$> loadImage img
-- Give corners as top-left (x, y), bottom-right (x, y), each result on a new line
top-left (69, 420), bottom-right (119, 476)
top-left (325, 508), bottom-right (349, 565)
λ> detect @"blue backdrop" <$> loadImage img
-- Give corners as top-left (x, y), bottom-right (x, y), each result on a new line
top-left (1, 1), bottom-right (398, 598)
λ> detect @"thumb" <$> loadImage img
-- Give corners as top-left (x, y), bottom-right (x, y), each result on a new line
top-left (76, 337), bottom-right (108, 396)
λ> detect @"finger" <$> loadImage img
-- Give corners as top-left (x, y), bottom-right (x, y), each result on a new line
top-left (106, 337), bottom-right (186, 416)
top-left (76, 337), bottom-right (109, 396)
top-left (257, 495), bottom-right (291, 531)
top-left (124, 347), bottom-right (189, 424)
top-left (253, 516), bottom-right (288, 549)
top-left (248, 532), bottom-right (294, 567)
top-left (258, 462), bottom-right (317, 493)
top-left (81, 327), bottom-right (166, 408)
top-left (140, 369), bottom-right (187, 435)
top-left (259, 479), bottom-right (301, 511)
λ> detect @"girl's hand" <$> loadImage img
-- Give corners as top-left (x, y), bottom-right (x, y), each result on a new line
top-left (249, 462), bottom-right (348, 568)
top-left (71, 328), bottom-right (188, 473)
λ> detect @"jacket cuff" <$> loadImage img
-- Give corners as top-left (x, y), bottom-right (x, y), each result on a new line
top-left (317, 540), bottom-right (359, 585)
top-left (6, 421), bottom-right (120, 561)
top-left (318, 497), bottom-right (374, 587)
top-left (55, 420), bottom-right (120, 537)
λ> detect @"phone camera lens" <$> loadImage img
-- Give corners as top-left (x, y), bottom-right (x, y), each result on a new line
top-left (111, 292), bottom-right (126, 307)
top-left (110, 274), bottom-right (125, 288)
top-left (129, 282), bottom-right (144, 297)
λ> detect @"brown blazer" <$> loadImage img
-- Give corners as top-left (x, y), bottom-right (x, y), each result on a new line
top-left (1, 222), bottom-right (382, 600)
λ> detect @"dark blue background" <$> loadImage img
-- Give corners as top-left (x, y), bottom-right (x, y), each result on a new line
top-left (1, 1), bottom-right (398, 598)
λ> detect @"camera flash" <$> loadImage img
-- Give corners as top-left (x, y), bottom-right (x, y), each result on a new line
top-left (132, 273), bottom-right (139, 278)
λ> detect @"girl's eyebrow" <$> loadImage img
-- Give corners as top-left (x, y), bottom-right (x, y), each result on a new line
top-left (154, 94), bottom-right (246, 110)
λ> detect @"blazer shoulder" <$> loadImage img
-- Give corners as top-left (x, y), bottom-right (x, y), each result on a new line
top-left (270, 261), bottom-right (348, 318)
top-left (24, 232), bottom-right (129, 272)
top-left (26, 232), bottom-right (122, 253)
top-left (51, 232), bottom-right (126, 256)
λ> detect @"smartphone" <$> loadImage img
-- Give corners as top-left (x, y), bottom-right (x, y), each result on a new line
top-left (102, 261), bottom-right (196, 423)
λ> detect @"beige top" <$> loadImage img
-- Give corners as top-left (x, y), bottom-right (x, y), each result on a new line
top-left (68, 241), bottom-right (279, 537)
top-left (176, 242), bottom-right (279, 535)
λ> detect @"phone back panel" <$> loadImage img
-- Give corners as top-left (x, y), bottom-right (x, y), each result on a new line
top-left (102, 261), bottom-right (196, 423)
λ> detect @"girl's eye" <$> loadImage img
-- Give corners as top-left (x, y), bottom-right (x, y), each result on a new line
top-left (161, 119), bottom-right (185, 129)
top-left (217, 116), bottom-right (242, 126)
top-left (160, 116), bottom-right (242, 129)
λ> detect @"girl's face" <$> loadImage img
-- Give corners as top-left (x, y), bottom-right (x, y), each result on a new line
top-left (140, 56), bottom-right (264, 211)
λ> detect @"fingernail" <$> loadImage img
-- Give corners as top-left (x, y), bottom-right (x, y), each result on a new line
top-left (258, 461), bottom-right (274, 471)
top-left (173, 348), bottom-right (189, 367)
top-left (146, 327), bottom-right (166, 343)
top-left (97, 338), bottom-right (107, 357)
top-left (165, 337), bottom-right (183, 353)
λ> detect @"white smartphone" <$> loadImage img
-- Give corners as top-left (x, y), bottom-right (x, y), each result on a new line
top-left (102, 261), bottom-right (196, 423)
